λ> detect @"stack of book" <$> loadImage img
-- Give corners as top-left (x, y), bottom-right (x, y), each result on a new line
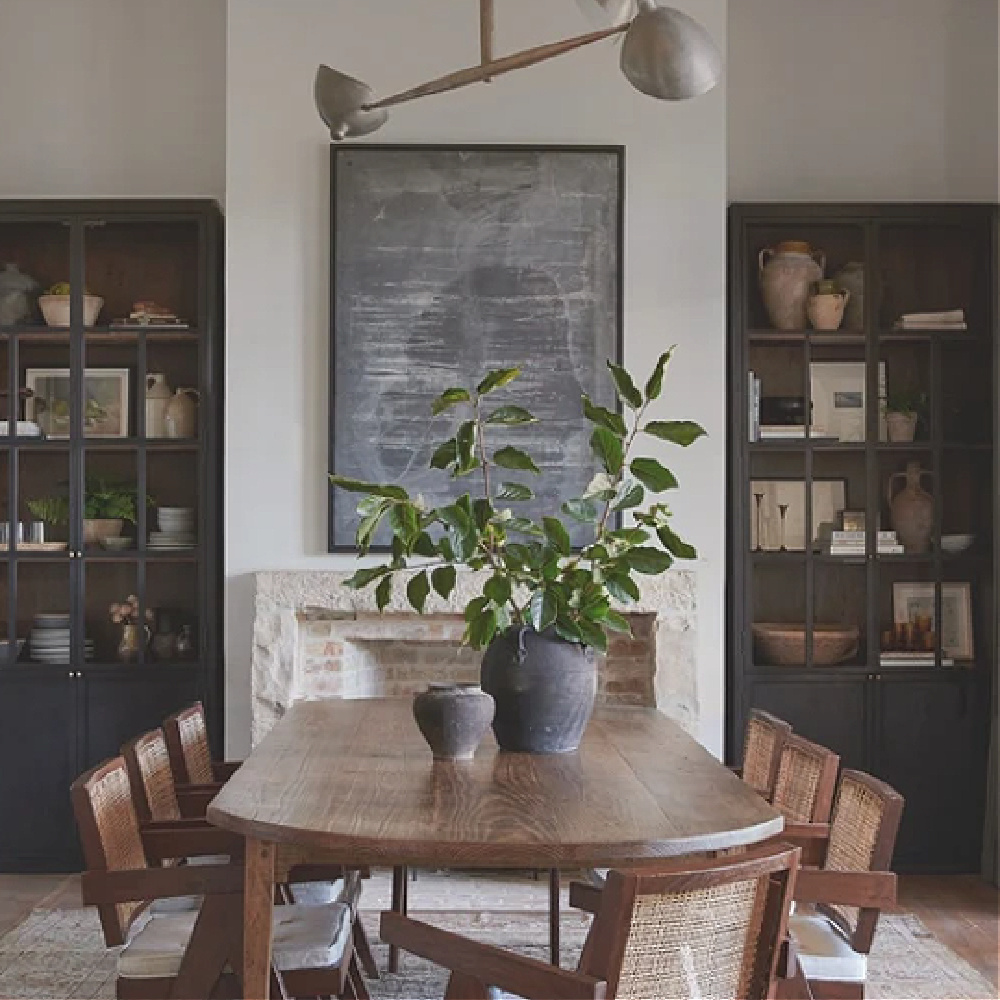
top-left (880, 650), bottom-right (954, 667)
top-left (748, 371), bottom-right (761, 441)
top-left (893, 309), bottom-right (967, 331)
top-left (829, 530), bottom-right (904, 556)
top-left (758, 425), bottom-right (837, 442)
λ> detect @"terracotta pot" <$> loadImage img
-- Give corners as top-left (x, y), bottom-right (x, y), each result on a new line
top-left (806, 289), bottom-right (850, 331)
top-left (412, 683), bottom-right (495, 760)
top-left (759, 241), bottom-right (825, 331)
top-left (83, 518), bottom-right (123, 546)
top-left (886, 411), bottom-right (918, 443)
top-left (887, 462), bottom-right (933, 553)
top-left (834, 262), bottom-right (865, 330)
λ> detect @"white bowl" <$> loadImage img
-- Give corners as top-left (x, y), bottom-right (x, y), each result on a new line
top-left (941, 534), bottom-right (974, 554)
top-left (38, 294), bottom-right (104, 328)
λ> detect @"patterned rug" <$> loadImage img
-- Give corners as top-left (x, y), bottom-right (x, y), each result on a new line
top-left (0, 871), bottom-right (994, 999)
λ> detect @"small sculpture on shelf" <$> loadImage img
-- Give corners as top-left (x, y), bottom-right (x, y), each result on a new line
top-left (806, 279), bottom-right (850, 331)
top-left (883, 388), bottom-right (926, 443)
top-left (110, 595), bottom-right (154, 663)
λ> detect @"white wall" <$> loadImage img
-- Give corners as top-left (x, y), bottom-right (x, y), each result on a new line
top-left (0, 0), bottom-right (226, 200)
top-left (728, 0), bottom-right (1000, 201)
top-left (225, 0), bottom-right (729, 757)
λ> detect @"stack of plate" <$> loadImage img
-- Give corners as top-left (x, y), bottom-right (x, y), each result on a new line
top-left (151, 507), bottom-right (196, 550)
top-left (30, 614), bottom-right (95, 664)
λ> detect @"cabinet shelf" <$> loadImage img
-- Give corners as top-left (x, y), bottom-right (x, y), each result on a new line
top-left (0, 327), bottom-right (200, 343)
top-left (747, 329), bottom-right (866, 345)
top-left (0, 438), bottom-right (198, 451)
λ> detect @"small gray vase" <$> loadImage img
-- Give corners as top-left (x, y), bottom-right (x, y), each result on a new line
top-left (412, 683), bottom-right (495, 761)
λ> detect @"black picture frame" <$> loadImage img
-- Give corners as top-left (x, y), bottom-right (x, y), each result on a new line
top-left (328, 143), bottom-right (625, 552)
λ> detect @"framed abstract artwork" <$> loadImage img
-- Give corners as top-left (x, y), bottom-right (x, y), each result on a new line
top-left (328, 144), bottom-right (624, 551)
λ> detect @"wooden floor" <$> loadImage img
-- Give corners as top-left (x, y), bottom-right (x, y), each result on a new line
top-left (0, 872), bottom-right (997, 987)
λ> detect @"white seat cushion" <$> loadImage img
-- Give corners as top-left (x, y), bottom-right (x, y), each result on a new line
top-left (151, 895), bottom-right (201, 914)
top-left (790, 913), bottom-right (867, 983)
top-left (288, 871), bottom-right (362, 912)
top-left (119, 902), bottom-right (352, 979)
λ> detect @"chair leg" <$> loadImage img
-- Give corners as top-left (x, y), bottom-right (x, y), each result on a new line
top-left (444, 971), bottom-right (491, 999)
top-left (353, 916), bottom-right (379, 979)
top-left (388, 865), bottom-right (408, 973)
top-left (549, 867), bottom-right (560, 967)
top-left (348, 954), bottom-right (371, 1000)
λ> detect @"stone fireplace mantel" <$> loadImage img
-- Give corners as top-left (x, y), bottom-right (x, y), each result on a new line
top-left (252, 569), bottom-right (697, 747)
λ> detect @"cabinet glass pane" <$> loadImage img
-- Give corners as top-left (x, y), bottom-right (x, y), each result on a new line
top-left (147, 562), bottom-right (199, 664)
top-left (83, 561), bottom-right (142, 665)
top-left (0, 222), bottom-right (70, 332)
top-left (879, 341), bottom-right (930, 445)
top-left (18, 562), bottom-right (73, 665)
top-left (877, 561), bottom-right (937, 669)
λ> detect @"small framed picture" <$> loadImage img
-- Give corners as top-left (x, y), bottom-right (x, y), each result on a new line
top-left (809, 361), bottom-right (887, 442)
top-left (892, 582), bottom-right (974, 659)
top-left (840, 510), bottom-right (866, 532)
top-left (25, 368), bottom-right (130, 439)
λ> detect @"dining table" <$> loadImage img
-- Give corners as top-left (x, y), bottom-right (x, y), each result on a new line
top-left (207, 697), bottom-right (784, 1000)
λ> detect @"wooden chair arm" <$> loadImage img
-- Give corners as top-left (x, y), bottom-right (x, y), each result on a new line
top-left (794, 869), bottom-right (896, 910)
top-left (81, 863), bottom-right (242, 905)
top-left (568, 880), bottom-right (602, 915)
top-left (768, 824), bottom-right (829, 866)
top-left (140, 824), bottom-right (242, 863)
top-left (175, 786), bottom-right (220, 818)
top-left (211, 761), bottom-right (242, 781)
top-left (380, 912), bottom-right (607, 999)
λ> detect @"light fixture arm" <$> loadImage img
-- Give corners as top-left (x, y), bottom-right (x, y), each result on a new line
top-left (359, 20), bottom-right (630, 115)
top-left (480, 0), bottom-right (495, 79)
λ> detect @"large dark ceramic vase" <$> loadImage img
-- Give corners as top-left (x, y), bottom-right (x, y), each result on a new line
top-left (480, 627), bottom-right (597, 754)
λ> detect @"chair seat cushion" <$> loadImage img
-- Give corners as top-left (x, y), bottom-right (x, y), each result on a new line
top-left (151, 895), bottom-right (201, 914)
top-left (118, 901), bottom-right (352, 979)
top-left (789, 913), bottom-right (867, 983)
top-left (288, 870), bottom-right (362, 911)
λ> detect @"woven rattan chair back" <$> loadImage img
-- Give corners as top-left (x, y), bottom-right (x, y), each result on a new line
top-left (741, 709), bottom-right (792, 800)
top-left (772, 732), bottom-right (840, 823)
top-left (70, 756), bottom-right (151, 948)
top-left (123, 728), bottom-right (181, 825)
top-left (821, 768), bottom-right (904, 952)
top-left (163, 701), bottom-right (214, 785)
top-left (579, 844), bottom-right (799, 1000)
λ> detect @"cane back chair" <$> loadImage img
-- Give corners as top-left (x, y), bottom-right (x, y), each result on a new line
top-left (738, 709), bottom-right (793, 800)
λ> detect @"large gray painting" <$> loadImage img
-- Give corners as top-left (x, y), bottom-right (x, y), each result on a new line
top-left (329, 145), bottom-right (622, 550)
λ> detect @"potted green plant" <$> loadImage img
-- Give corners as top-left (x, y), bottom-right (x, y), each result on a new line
top-left (884, 388), bottom-right (926, 443)
top-left (27, 477), bottom-right (152, 548)
top-left (330, 351), bottom-right (704, 753)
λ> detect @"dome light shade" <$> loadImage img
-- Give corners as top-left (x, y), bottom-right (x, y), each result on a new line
top-left (620, 5), bottom-right (722, 101)
top-left (314, 65), bottom-right (388, 140)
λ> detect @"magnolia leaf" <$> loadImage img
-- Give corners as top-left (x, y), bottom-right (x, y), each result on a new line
top-left (477, 368), bottom-right (520, 395)
top-left (429, 438), bottom-right (458, 470)
top-left (607, 527), bottom-right (649, 546)
top-left (439, 505), bottom-right (470, 532)
top-left (612, 481), bottom-right (645, 511)
top-left (583, 472), bottom-right (617, 501)
top-left (485, 405), bottom-right (537, 425)
top-left (493, 446), bottom-right (540, 474)
top-left (464, 596), bottom-right (490, 622)
top-left (605, 572), bottom-right (640, 603)
top-left (467, 607), bottom-right (498, 649)
top-left (455, 420), bottom-right (477, 469)
top-left (413, 532), bottom-right (437, 557)
top-left (497, 482), bottom-right (534, 502)
top-left (529, 589), bottom-right (558, 632)
top-left (603, 610), bottom-right (633, 635)
top-left (406, 571), bottom-right (430, 613)
top-left (542, 517), bottom-right (571, 557)
top-left (375, 575), bottom-right (393, 611)
top-left (345, 565), bottom-right (391, 589)
top-left (431, 387), bottom-right (471, 416)
top-left (576, 616), bottom-right (608, 652)
top-left (626, 546), bottom-right (673, 574)
top-left (330, 475), bottom-right (408, 500)
top-left (643, 420), bottom-right (707, 447)
top-left (607, 361), bottom-right (642, 409)
top-left (644, 348), bottom-right (674, 402)
top-left (581, 394), bottom-right (626, 436)
top-left (630, 457), bottom-right (679, 493)
top-left (590, 426), bottom-right (624, 475)
top-left (484, 574), bottom-right (512, 607)
top-left (657, 524), bottom-right (697, 559)
top-left (554, 615), bottom-right (583, 643)
top-left (431, 565), bottom-right (457, 599)
top-left (562, 498), bottom-right (598, 523)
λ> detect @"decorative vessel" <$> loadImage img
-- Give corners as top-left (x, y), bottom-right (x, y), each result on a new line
top-left (481, 628), bottom-right (596, 754)
top-left (412, 683), bottom-right (495, 760)
top-left (885, 411), bottom-right (918, 443)
top-left (83, 518), bottom-right (124, 547)
top-left (38, 293), bottom-right (103, 327)
top-left (940, 534), bottom-right (974, 554)
top-left (833, 262), bottom-right (865, 330)
top-left (759, 241), bottom-right (825, 330)
top-left (887, 461), bottom-right (934, 553)
top-left (145, 373), bottom-right (172, 438)
top-left (806, 284), bottom-right (849, 331)
top-left (752, 623), bottom-right (859, 666)
top-left (164, 388), bottom-right (199, 439)
top-left (0, 264), bottom-right (39, 326)
top-left (175, 623), bottom-right (196, 659)
top-left (117, 622), bottom-right (146, 663)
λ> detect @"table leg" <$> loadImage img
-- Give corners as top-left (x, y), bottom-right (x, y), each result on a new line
top-left (389, 865), bottom-right (408, 973)
top-left (549, 867), bottom-right (560, 967)
top-left (243, 837), bottom-right (275, 1000)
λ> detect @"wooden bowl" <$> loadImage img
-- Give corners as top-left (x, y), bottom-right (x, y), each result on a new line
top-left (752, 622), bottom-right (859, 666)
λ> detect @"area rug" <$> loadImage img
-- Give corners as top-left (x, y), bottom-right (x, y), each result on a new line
top-left (0, 871), bottom-right (994, 999)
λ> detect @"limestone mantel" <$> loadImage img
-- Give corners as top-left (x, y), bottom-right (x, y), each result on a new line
top-left (252, 568), bottom-right (697, 747)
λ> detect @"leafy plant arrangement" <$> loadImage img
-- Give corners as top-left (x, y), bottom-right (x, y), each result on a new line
top-left (884, 387), bottom-right (927, 417)
top-left (330, 350), bottom-right (705, 653)
top-left (26, 477), bottom-right (153, 525)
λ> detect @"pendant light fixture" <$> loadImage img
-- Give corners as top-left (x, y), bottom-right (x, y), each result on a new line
top-left (315, 0), bottom-right (722, 140)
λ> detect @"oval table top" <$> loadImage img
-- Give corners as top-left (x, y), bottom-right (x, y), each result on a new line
top-left (208, 698), bottom-right (783, 867)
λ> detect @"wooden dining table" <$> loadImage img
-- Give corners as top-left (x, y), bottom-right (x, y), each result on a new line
top-left (207, 697), bottom-right (783, 1000)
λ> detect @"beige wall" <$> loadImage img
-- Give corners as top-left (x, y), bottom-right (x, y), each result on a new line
top-left (0, 0), bottom-right (226, 200)
top-left (728, 0), bottom-right (999, 201)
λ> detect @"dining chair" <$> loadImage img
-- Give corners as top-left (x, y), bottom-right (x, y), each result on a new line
top-left (382, 844), bottom-right (802, 999)
top-left (737, 708), bottom-right (794, 800)
top-left (788, 769), bottom-right (904, 1000)
top-left (71, 755), bottom-right (365, 1000)
top-left (162, 701), bottom-right (240, 789)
